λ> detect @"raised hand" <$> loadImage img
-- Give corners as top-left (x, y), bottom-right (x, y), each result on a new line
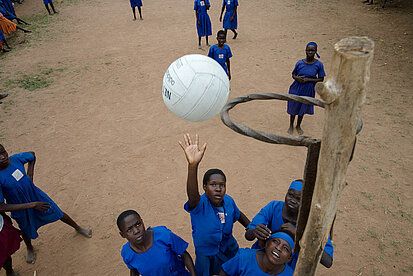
top-left (31, 202), bottom-right (51, 212)
top-left (179, 133), bottom-right (207, 166)
top-left (254, 224), bottom-right (272, 240)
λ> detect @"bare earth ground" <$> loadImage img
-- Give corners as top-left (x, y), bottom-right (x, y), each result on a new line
top-left (0, 0), bottom-right (412, 275)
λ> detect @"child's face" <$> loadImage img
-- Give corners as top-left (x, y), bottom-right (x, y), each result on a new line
top-left (217, 34), bottom-right (226, 46)
top-left (306, 45), bottom-right (317, 59)
top-left (265, 237), bottom-right (292, 265)
top-left (203, 173), bottom-right (226, 207)
top-left (119, 214), bottom-right (146, 244)
top-left (284, 189), bottom-right (301, 213)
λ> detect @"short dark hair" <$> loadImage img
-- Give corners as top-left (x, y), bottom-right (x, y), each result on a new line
top-left (203, 169), bottom-right (226, 187)
top-left (117, 210), bottom-right (140, 231)
top-left (217, 30), bottom-right (226, 37)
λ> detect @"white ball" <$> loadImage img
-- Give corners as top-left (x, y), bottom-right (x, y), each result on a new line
top-left (162, 54), bottom-right (230, 122)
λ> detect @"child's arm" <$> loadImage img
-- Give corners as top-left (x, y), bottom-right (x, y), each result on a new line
top-left (230, 6), bottom-right (237, 21)
top-left (179, 133), bottom-right (207, 210)
top-left (0, 201), bottom-right (50, 213)
top-left (238, 211), bottom-right (250, 228)
top-left (129, 269), bottom-right (139, 276)
top-left (181, 251), bottom-right (196, 276)
top-left (219, 2), bottom-right (225, 21)
top-left (195, 10), bottom-right (200, 25)
top-left (219, 270), bottom-right (229, 276)
top-left (303, 76), bottom-right (324, 83)
top-left (226, 58), bottom-right (231, 80)
top-left (26, 151), bottom-right (36, 181)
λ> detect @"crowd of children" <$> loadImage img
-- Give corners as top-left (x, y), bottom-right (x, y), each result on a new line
top-left (0, 1), bottom-right (337, 275)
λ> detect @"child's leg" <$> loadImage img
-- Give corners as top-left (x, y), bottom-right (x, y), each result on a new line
top-left (60, 212), bottom-right (92, 238)
top-left (16, 25), bottom-right (31, 33)
top-left (198, 37), bottom-right (202, 48)
top-left (205, 36), bottom-right (209, 46)
top-left (296, 115), bottom-right (304, 135)
top-left (50, 3), bottom-right (58, 13)
top-left (2, 256), bottom-right (18, 276)
top-left (288, 115), bottom-right (295, 134)
top-left (16, 17), bottom-right (31, 25)
top-left (137, 6), bottom-right (142, 19)
top-left (231, 29), bottom-right (237, 39)
top-left (224, 29), bottom-right (228, 38)
top-left (44, 4), bottom-right (52, 14)
top-left (132, 7), bottom-right (137, 20)
top-left (21, 233), bottom-right (35, 264)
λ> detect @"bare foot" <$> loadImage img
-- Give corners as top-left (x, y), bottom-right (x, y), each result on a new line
top-left (77, 227), bottom-right (92, 238)
top-left (6, 270), bottom-right (20, 276)
top-left (233, 32), bottom-right (238, 39)
top-left (133, 18), bottom-right (136, 21)
top-left (140, 17), bottom-right (143, 20)
top-left (198, 45), bottom-right (202, 49)
top-left (26, 248), bottom-right (36, 264)
top-left (287, 126), bottom-right (294, 134)
top-left (296, 126), bottom-right (304, 135)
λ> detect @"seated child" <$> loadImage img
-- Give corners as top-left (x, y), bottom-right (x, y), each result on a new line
top-left (179, 133), bottom-right (250, 276)
top-left (118, 210), bottom-right (196, 276)
top-left (244, 180), bottom-right (334, 268)
top-left (0, 213), bottom-right (21, 276)
top-left (220, 230), bottom-right (295, 276)
top-left (208, 30), bottom-right (232, 80)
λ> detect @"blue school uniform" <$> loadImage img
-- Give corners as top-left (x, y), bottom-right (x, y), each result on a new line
top-left (287, 59), bottom-right (326, 116)
top-left (130, 0), bottom-right (142, 8)
top-left (208, 44), bottom-right (232, 75)
top-left (222, 248), bottom-right (294, 276)
top-left (184, 193), bottom-right (241, 276)
top-left (43, 0), bottom-right (53, 4)
top-left (194, 0), bottom-right (212, 37)
top-left (0, 2), bottom-right (15, 20)
top-left (121, 226), bottom-right (190, 275)
top-left (222, 0), bottom-right (238, 30)
top-left (246, 200), bottom-right (334, 263)
top-left (1, 0), bottom-right (15, 16)
top-left (0, 29), bottom-right (5, 42)
top-left (0, 152), bottom-right (63, 239)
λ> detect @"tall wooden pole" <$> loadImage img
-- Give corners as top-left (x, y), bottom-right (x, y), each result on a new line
top-left (294, 37), bottom-right (374, 275)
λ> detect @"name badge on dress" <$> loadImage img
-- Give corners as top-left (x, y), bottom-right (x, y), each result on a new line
top-left (200, 1), bottom-right (205, 6)
top-left (227, 0), bottom-right (231, 4)
top-left (12, 169), bottom-right (24, 181)
top-left (217, 212), bottom-right (226, 223)
top-left (219, 54), bottom-right (224, 59)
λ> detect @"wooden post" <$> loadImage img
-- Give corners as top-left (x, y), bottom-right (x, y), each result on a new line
top-left (293, 37), bottom-right (374, 275)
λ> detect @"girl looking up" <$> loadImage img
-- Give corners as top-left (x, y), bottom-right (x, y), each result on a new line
top-left (179, 133), bottom-right (250, 276)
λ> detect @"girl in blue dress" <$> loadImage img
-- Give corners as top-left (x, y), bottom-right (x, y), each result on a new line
top-left (43, 0), bottom-right (58, 15)
top-left (0, 144), bottom-right (92, 264)
top-left (130, 0), bottom-right (143, 21)
top-left (179, 133), bottom-right (250, 276)
top-left (287, 42), bottom-right (325, 135)
top-left (219, 0), bottom-right (238, 39)
top-left (118, 210), bottom-right (196, 276)
top-left (194, 0), bottom-right (212, 49)
top-left (208, 30), bottom-right (233, 80)
top-left (220, 230), bottom-right (295, 276)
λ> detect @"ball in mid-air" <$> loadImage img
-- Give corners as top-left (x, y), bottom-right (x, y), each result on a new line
top-left (162, 54), bottom-right (230, 122)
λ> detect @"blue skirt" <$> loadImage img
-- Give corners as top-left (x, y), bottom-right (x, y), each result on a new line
top-left (130, 0), bottom-right (142, 8)
top-left (196, 12), bottom-right (212, 37)
top-left (223, 10), bottom-right (237, 30)
top-left (287, 81), bottom-right (316, 116)
top-left (43, 0), bottom-right (53, 4)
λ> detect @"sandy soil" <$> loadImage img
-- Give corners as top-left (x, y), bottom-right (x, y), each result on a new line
top-left (0, 0), bottom-right (412, 275)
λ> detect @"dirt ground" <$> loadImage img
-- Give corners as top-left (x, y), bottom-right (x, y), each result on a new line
top-left (0, 0), bottom-right (412, 275)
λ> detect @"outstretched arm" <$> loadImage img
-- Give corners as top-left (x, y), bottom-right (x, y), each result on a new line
top-left (181, 251), bottom-right (196, 276)
top-left (219, 3), bottom-right (225, 21)
top-left (26, 151), bottom-right (36, 181)
top-left (0, 201), bottom-right (50, 213)
top-left (179, 133), bottom-right (207, 210)
top-left (303, 76), bottom-right (324, 83)
top-left (238, 211), bottom-right (250, 228)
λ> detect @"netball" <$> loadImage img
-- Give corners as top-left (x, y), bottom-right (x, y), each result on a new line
top-left (162, 54), bottom-right (230, 122)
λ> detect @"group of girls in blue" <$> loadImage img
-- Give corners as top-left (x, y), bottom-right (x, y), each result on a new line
top-left (117, 133), bottom-right (335, 275)
top-left (194, 0), bottom-right (238, 49)
top-left (0, 0), bottom-right (31, 52)
top-left (0, 144), bottom-right (92, 275)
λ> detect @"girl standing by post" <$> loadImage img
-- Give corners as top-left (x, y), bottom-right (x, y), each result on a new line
top-left (287, 42), bottom-right (325, 135)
